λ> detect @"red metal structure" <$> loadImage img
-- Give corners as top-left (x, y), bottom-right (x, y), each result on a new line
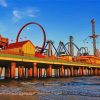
top-left (16, 22), bottom-right (46, 54)
top-left (0, 35), bottom-right (8, 49)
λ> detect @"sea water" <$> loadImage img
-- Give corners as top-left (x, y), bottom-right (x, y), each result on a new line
top-left (0, 77), bottom-right (100, 100)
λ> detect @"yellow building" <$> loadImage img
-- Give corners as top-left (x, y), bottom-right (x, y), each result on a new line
top-left (5, 40), bottom-right (36, 56)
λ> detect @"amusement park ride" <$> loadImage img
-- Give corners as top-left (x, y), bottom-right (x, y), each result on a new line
top-left (0, 35), bottom-right (8, 49)
top-left (0, 19), bottom-right (100, 65)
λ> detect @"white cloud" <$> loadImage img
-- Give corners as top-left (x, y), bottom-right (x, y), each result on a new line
top-left (26, 9), bottom-right (40, 18)
top-left (12, 8), bottom-right (40, 22)
top-left (12, 10), bottom-right (22, 19)
top-left (0, 0), bottom-right (7, 7)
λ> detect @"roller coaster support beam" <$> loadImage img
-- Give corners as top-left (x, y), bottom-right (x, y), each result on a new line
top-left (69, 36), bottom-right (74, 56)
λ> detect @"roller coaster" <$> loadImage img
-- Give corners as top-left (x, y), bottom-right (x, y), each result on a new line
top-left (0, 19), bottom-right (99, 65)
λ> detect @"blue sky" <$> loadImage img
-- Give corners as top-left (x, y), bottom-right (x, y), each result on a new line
top-left (0, 0), bottom-right (100, 54)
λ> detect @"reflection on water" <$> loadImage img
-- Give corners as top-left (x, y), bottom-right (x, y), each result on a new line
top-left (0, 76), bottom-right (100, 100)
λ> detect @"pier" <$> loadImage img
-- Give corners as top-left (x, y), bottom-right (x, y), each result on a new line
top-left (0, 54), bottom-right (100, 79)
top-left (0, 20), bottom-right (100, 80)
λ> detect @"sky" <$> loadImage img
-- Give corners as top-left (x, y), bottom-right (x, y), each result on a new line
top-left (0, 0), bottom-right (100, 55)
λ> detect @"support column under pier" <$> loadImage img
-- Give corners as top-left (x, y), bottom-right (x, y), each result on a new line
top-left (18, 66), bottom-right (23, 78)
top-left (0, 67), bottom-right (3, 78)
top-left (18, 66), bottom-right (25, 79)
top-left (60, 66), bottom-right (64, 77)
top-left (70, 67), bottom-right (78, 77)
top-left (97, 68), bottom-right (100, 76)
top-left (78, 67), bottom-right (83, 76)
top-left (55, 68), bottom-right (59, 77)
top-left (33, 63), bottom-right (38, 78)
top-left (92, 68), bottom-right (95, 76)
top-left (5, 67), bottom-right (11, 79)
top-left (82, 67), bottom-right (84, 76)
top-left (90, 68), bottom-right (93, 76)
top-left (67, 68), bottom-right (70, 77)
top-left (22, 66), bottom-right (25, 77)
top-left (88, 68), bottom-right (91, 76)
top-left (70, 67), bottom-right (74, 77)
top-left (94, 68), bottom-right (97, 76)
top-left (46, 65), bottom-right (52, 78)
top-left (39, 68), bottom-right (42, 78)
top-left (85, 67), bottom-right (88, 76)
top-left (28, 68), bottom-right (33, 78)
top-left (42, 68), bottom-right (46, 77)
top-left (75, 68), bottom-right (78, 76)
top-left (11, 62), bottom-right (16, 79)
top-left (25, 68), bottom-right (28, 78)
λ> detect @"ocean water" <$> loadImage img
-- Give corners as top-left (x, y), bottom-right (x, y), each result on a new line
top-left (0, 76), bottom-right (100, 100)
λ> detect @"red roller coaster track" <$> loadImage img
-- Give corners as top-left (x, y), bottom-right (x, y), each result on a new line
top-left (16, 22), bottom-right (46, 54)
